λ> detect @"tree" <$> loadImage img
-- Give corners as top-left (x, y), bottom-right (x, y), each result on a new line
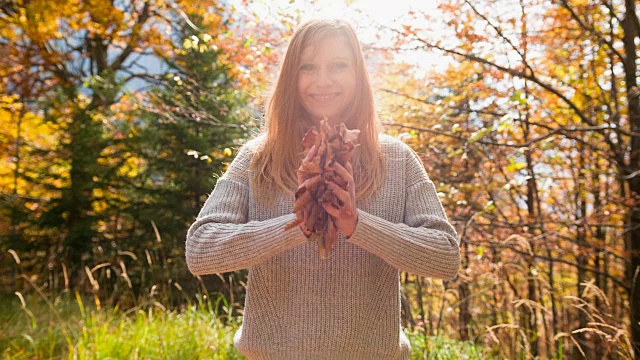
top-left (375, 0), bottom-right (638, 357)
top-left (0, 0), bottom-right (276, 292)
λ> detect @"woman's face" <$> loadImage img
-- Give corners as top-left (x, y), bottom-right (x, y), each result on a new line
top-left (297, 34), bottom-right (357, 124)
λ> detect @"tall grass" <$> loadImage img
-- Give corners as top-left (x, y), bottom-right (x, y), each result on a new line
top-left (0, 290), bottom-right (494, 359)
top-left (1, 290), bottom-right (245, 359)
top-left (2, 248), bottom-right (493, 359)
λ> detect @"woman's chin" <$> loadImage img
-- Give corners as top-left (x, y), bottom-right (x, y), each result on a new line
top-left (310, 111), bottom-right (341, 123)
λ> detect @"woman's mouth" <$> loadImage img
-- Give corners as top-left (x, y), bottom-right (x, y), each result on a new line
top-left (310, 93), bottom-right (341, 104)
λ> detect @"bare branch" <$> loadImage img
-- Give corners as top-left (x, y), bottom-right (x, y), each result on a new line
top-left (558, 0), bottom-right (625, 63)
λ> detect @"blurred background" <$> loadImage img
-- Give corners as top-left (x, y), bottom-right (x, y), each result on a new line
top-left (1, 0), bottom-right (638, 358)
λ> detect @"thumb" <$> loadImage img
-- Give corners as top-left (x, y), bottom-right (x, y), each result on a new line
top-left (321, 202), bottom-right (340, 217)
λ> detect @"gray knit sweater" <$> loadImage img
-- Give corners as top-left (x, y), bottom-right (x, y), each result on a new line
top-left (185, 133), bottom-right (460, 360)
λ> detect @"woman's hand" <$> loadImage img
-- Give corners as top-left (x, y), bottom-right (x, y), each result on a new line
top-left (322, 161), bottom-right (359, 238)
top-left (294, 144), bottom-right (319, 237)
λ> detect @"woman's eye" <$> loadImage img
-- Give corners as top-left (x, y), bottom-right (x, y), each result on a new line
top-left (332, 62), bottom-right (348, 71)
top-left (301, 64), bottom-right (315, 71)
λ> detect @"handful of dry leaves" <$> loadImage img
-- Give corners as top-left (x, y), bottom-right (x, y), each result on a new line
top-left (284, 116), bottom-right (360, 260)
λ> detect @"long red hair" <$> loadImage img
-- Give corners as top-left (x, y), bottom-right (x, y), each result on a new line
top-left (247, 18), bottom-right (386, 207)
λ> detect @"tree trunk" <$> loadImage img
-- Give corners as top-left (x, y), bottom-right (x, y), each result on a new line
top-left (459, 238), bottom-right (471, 341)
top-left (621, 0), bottom-right (640, 356)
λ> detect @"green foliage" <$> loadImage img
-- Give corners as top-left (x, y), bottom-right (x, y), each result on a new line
top-left (0, 292), bottom-right (246, 359)
top-left (0, 6), bottom-right (256, 296)
top-left (0, 293), bottom-right (491, 359)
top-left (406, 330), bottom-right (498, 359)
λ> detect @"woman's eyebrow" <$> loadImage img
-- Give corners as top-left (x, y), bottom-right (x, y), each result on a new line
top-left (299, 57), bottom-right (349, 63)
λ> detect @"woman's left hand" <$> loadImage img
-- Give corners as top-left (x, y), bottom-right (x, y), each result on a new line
top-left (322, 161), bottom-right (359, 238)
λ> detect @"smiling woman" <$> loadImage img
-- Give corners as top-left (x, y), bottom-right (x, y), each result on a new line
top-left (185, 17), bottom-right (461, 360)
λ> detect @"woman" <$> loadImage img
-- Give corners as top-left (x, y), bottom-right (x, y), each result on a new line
top-left (185, 18), bottom-right (460, 360)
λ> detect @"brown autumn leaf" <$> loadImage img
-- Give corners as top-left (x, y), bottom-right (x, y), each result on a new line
top-left (284, 116), bottom-right (361, 260)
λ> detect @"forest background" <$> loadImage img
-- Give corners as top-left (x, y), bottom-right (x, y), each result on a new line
top-left (1, 0), bottom-right (639, 359)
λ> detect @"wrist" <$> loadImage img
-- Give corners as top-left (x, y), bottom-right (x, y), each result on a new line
top-left (345, 210), bottom-right (359, 239)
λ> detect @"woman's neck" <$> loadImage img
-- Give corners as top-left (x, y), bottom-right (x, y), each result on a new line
top-left (312, 115), bottom-right (345, 128)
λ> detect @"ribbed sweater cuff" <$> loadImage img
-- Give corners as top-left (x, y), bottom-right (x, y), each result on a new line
top-left (344, 208), bottom-right (460, 280)
top-left (186, 212), bottom-right (308, 275)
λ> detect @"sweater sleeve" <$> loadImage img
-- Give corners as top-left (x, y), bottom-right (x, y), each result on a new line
top-left (185, 141), bottom-right (307, 276)
top-left (345, 143), bottom-right (460, 280)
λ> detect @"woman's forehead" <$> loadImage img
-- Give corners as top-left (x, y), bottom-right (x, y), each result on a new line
top-left (300, 34), bottom-right (352, 61)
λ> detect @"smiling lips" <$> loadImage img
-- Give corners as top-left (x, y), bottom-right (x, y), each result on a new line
top-left (310, 93), bottom-right (340, 101)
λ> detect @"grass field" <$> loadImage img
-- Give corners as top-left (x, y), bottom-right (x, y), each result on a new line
top-left (0, 292), bottom-right (494, 359)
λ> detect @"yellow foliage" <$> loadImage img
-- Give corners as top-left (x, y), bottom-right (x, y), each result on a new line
top-left (116, 156), bottom-right (143, 178)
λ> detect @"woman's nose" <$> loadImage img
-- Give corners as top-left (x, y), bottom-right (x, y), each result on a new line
top-left (315, 68), bottom-right (334, 87)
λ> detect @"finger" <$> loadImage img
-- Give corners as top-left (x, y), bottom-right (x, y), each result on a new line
top-left (293, 190), bottom-right (312, 212)
top-left (295, 204), bottom-right (307, 222)
top-left (297, 170), bottom-right (303, 184)
top-left (303, 173), bottom-right (322, 189)
top-left (296, 172), bottom-right (322, 193)
top-left (298, 208), bottom-right (312, 236)
top-left (298, 144), bottom-right (317, 183)
top-left (321, 202), bottom-right (341, 217)
top-left (299, 222), bottom-right (312, 237)
top-left (346, 161), bottom-right (353, 173)
top-left (331, 162), bottom-right (354, 190)
top-left (326, 181), bottom-right (351, 208)
top-left (297, 217), bottom-right (305, 229)
top-left (304, 144), bottom-right (317, 162)
top-left (285, 207), bottom-right (305, 231)
top-left (296, 169), bottom-right (317, 184)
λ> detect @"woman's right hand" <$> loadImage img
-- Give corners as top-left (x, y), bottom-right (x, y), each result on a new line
top-left (295, 143), bottom-right (320, 237)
